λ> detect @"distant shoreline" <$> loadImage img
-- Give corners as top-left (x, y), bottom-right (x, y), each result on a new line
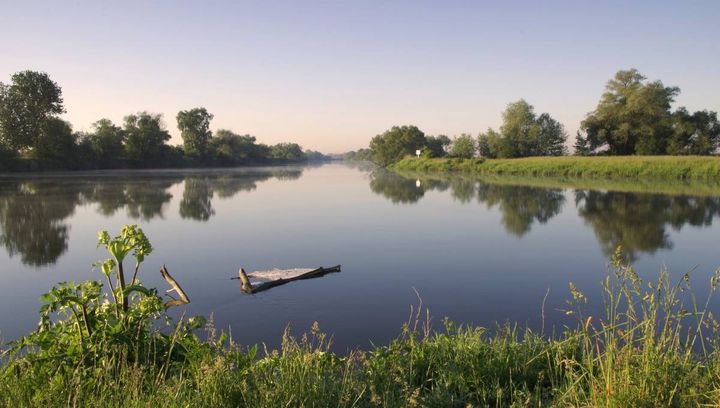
top-left (0, 158), bottom-right (336, 176)
top-left (390, 156), bottom-right (720, 180)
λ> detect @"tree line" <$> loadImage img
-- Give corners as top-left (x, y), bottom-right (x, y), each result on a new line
top-left (0, 71), bottom-right (329, 171)
top-left (356, 69), bottom-right (719, 166)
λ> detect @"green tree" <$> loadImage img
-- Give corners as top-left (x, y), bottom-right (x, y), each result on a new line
top-left (477, 128), bottom-right (502, 158)
top-left (176, 107), bottom-right (213, 158)
top-left (477, 100), bottom-right (567, 158)
top-left (85, 119), bottom-right (125, 164)
top-left (449, 134), bottom-right (476, 158)
top-left (269, 143), bottom-right (305, 162)
top-left (580, 69), bottom-right (678, 155)
top-left (0, 71), bottom-right (65, 152)
top-left (499, 100), bottom-right (540, 157)
top-left (424, 135), bottom-right (451, 157)
top-left (369, 125), bottom-right (426, 166)
top-left (536, 113), bottom-right (568, 156)
top-left (573, 131), bottom-right (592, 156)
top-left (210, 130), bottom-right (262, 163)
top-left (123, 112), bottom-right (171, 162)
top-left (34, 118), bottom-right (77, 163)
top-left (667, 108), bottom-right (719, 155)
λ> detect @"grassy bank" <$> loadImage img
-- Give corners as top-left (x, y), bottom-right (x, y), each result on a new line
top-left (394, 170), bottom-right (720, 197)
top-left (3, 254), bottom-right (720, 406)
top-left (391, 156), bottom-right (720, 180)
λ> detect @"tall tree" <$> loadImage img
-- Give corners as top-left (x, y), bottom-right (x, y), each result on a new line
top-left (536, 113), bottom-right (568, 156)
top-left (477, 128), bottom-right (502, 158)
top-left (580, 69), bottom-right (678, 155)
top-left (176, 107), bottom-right (213, 158)
top-left (85, 119), bottom-right (125, 164)
top-left (499, 100), bottom-right (540, 157)
top-left (449, 134), bottom-right (476, 158)
top-left (667, 108), bottom-right (720, 155)
top-left (477, 100), bottom-right (567, 158)
top-left (369, 125), bottom-right (426, 166)
top-left (34, 118), bottom-right (77, 162)
top-left (424, 135), bottom-right (451, 157)
top-left (123, 112), bottom-right (171, 162)
top-left (0, 71), bottom-right (65, 152)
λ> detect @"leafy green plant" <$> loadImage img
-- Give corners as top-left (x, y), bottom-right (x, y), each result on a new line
top-left (5, 225), bottom-right (205, 376)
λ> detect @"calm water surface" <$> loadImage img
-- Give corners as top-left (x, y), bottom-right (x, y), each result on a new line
top-left (1, 163), bottom-right (720, 350)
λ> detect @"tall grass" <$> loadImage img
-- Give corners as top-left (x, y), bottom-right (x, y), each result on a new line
top-left (391, 156), bottom-right (720, 180)
top-left (2, 250), bottom-right (720, 407)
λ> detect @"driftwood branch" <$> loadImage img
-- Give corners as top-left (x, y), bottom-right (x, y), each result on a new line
top-left (160, 264), bottom-right (190, 308)
top-left (233, 265), bottom-right (341, 294)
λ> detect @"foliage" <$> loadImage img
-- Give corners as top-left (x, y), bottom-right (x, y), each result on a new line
top-left (304, 149), bottom-right (332, 161)
top-left (0, 71), bottom-right (64, 152)
top-left (177, 107), bottom-right (214, 158)
top-left (667, 108), bottom-right (720, 155)
top-left (33, 117), bottom-right (77, 163)
top-left (369, 125), bottom-right (426, 166)
top-left (449, 133), bottom-right (476, 158)
top-left (82, 118), bottom-right (126, 165)
top-left (122, 112), bottom-right (172, 163)
top-left (343, 148), bottom-right (373, 161)
top-left (424, 135), bottom-right (451, 157)
top-left (210, 129), bottom-right (268, 164)
top-left (577, 69), bottom-right (718, 156)
top-left (0, 71), bottom-right (320, 171)
top-left (269, 143), bottom-right (306, 162)
top-left (2, 225), bottom-right (207, 393)
top-left (478, 100), bottom-right (568, 158)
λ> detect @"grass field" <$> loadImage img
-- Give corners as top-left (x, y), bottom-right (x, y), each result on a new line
top-left (3, 253), bottom-right (720, 407)
top-left (391, 156), bottom-right (720, 180)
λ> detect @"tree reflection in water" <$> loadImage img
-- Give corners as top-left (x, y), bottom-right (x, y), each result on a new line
top-left (0, 168), bottom-right (304, 265)
top-left (576, 190), bottom-right (720, 261)
top-left (0, 182), bottom-right (76, 266)
top-left (369, 170), bottom-right (720, 254)
top-left (368, 170), bottom-right (565, 236)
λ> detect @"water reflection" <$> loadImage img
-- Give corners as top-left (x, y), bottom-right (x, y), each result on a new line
top-left (0, 182), bottom-right (76, 266)
top-left (477, 183), bottom-right (565, 237)
top-left (369, 170), bottom-right (565, 236)
top-left (79, 179), bottom-right (176, 220)
top-left (0, 168), bottom-right (304, 266)
top-left (368, 171), bottom-right (425, 204)
top-left (370, 170), bottom-right (720, 254)
top-left (180, 177), bottom-right (215, 221)
top-left (576, 190), bottom-right (720, 260)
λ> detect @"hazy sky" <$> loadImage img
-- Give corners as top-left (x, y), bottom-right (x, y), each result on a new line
top-left (1, 1), bottom-right (718, 153)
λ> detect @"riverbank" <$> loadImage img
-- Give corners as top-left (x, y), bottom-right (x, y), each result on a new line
top-left (2, 256), bottom-right (720, 407)
top-left (393, 170), bottom-right (720, 197)
top-left (391, 156), bottom-right (720, 179)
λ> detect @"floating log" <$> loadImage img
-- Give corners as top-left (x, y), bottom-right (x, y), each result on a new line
top-left (232, 265), bottom-right (341, 294)
top-left (160, 264), bottom-right (190, 308)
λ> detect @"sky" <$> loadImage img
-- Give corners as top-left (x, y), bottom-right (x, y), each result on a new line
top-left (1, 1), bottom-right (718, 153)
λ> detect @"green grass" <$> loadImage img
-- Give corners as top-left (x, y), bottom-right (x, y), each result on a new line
top-left (394, 170), bottom-right (720, 197)
top-left (391, 156), bottom-right (720, 180)
top-left (3, 252), bottom-right (720, 407)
